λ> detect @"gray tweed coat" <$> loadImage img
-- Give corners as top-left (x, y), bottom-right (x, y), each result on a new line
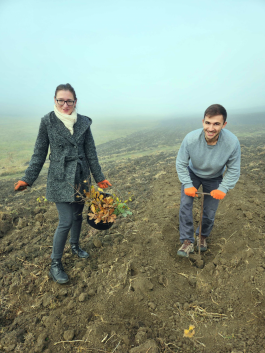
top-left (21, 112), bottom-right (105, 203)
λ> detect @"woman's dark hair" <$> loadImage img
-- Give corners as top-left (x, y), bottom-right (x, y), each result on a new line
top-left (204, 104), bottom-right (227, 123)
top-left (54, 83), bottom-right (77, 100)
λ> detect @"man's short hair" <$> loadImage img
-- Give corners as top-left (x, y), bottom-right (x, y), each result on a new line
top-left (204, 104), bottom-right (227, 123)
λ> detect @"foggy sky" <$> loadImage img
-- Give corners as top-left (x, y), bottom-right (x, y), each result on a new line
top-left (0, 0), bottom-right (265, 120)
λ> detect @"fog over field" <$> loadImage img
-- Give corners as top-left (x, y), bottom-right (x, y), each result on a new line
top-left (1, 0), bottom-right (265, 119)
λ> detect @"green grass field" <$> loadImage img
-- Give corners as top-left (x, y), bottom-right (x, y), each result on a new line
top-left (1, 112), bottom-right (264, 179)
top-left (0, 117), bottom-right (158, 178)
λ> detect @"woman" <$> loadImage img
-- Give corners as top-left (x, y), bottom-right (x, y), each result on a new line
top-left (14, 83), bottom-right (111, 284)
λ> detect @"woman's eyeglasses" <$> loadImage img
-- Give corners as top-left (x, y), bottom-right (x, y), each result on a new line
top-left (56, 99), bottom-right (75, 106)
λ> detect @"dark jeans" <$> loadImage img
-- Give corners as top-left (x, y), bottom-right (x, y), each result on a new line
top-left (179, 168), bottom-right (222, 243)
top-left (51, 202), bottom-right (85, 260)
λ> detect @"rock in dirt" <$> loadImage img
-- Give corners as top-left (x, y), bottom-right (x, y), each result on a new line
top-left (42, 316), bottom-right (54, 328)
top-left (93, 238), bottom-right (102, 248)
top-left (246, 248), bottom-right (254, 258)
top-left (120, 334), bottom-right (130, 345)
top-left (88, 289), bottom-right (96, 296)
top-left (131, 277), bottom-right (154, 293)
top-left (34, 221), bottom-right (41, 229)
top-left (130, 339), bottom-right (159, 353)
top-left (79, 293), bottom-right (87, 302)
top-left (67, 301), bottom-right (75, 309)
top-left (104, 234), bottom-right (112, 242)
top-left (158, 275), bottom-right (166, 286)
top-left (135, 327), bottom-right (148, 344)
top-left (148, 302), bottom-right (156, 310)
top-left (57, 288), bottom-right (68, 297)
top-left (183, 302), bottom-right (190, 311)
top-left (188, 275), bottom-right (197, 287)
top-left (42, 293), bottom-right (53, 307)
top-left (36, 332), bottom-right (48, 352)
top-left (17, 217), bottom-right (28, 229)
top-left (63, 329), bottom-right (75, 341)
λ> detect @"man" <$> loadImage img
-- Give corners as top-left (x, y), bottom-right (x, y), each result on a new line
top-left (176, 104), bottom-right (240, 257)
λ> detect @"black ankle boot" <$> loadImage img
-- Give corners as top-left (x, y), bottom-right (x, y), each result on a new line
top-left (71, 243), bottom-right (89, 258)
top-left (49, 259), bottom-right (69, 284)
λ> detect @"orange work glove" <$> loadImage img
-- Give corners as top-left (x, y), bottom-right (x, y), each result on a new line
top-left (14, 180), bottom-right (28, 191)
top-left (210, 189), bottom-right (226, 200)
top-left (184, 186), bottom-right (198, 197)
top-left (97, 179), bottom-right (112, 189)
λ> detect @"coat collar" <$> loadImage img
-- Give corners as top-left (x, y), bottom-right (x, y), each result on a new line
top-left (50, 112), bottom-right (91, 145)
top-left (74, 114), bottom-right (92, 142)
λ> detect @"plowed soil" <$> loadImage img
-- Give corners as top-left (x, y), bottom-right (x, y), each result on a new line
top-left (1, 122), bottom-right (265, 353)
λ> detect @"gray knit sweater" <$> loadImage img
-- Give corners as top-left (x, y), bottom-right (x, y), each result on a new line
top-left (176, 128), bottom-right (241, 193)
top-left (21, 112), bottom-right (105, 202)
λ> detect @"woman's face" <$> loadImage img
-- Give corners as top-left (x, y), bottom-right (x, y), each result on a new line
top-left (54, 90), bottom-right (77, 115)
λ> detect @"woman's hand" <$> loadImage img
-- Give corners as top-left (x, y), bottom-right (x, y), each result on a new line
top-left (14, 180), bottom-right (28, 191)
top-left (97, 179), bottom-right (112, 189)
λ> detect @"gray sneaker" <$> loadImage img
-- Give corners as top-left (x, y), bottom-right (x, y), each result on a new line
top-left (197, 236), bottom-right (207, 252)
top-left (177, 240), bottom-right (194, 257)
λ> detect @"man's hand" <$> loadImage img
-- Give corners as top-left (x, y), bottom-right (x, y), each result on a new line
top-left (210, 189), bottom-right (226, 200)
top-left (14, 180), bottom-right (28, 191)
top-left (184, 186), bottom-right (198, 197)
top-left (97, 179), bottom-right (112, 189)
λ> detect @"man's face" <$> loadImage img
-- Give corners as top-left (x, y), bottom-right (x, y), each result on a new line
top-left (202, 114), bottom-right (227, 144)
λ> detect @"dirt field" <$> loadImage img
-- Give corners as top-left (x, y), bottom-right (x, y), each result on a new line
top-left (0, 123), bottom-right (265, 353)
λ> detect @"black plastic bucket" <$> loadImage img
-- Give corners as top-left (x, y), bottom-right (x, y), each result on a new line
top-left (87, 215), bottom-right (114, 230)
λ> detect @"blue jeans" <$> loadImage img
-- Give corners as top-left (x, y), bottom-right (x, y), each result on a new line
top-left (51, 202), bottom-right (85, 259)
top-left (179, 168), bottom-right (222, 243)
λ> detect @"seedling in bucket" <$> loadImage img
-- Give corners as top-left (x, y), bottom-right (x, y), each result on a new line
top-left (80, 185), bottom-right (133, 230)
